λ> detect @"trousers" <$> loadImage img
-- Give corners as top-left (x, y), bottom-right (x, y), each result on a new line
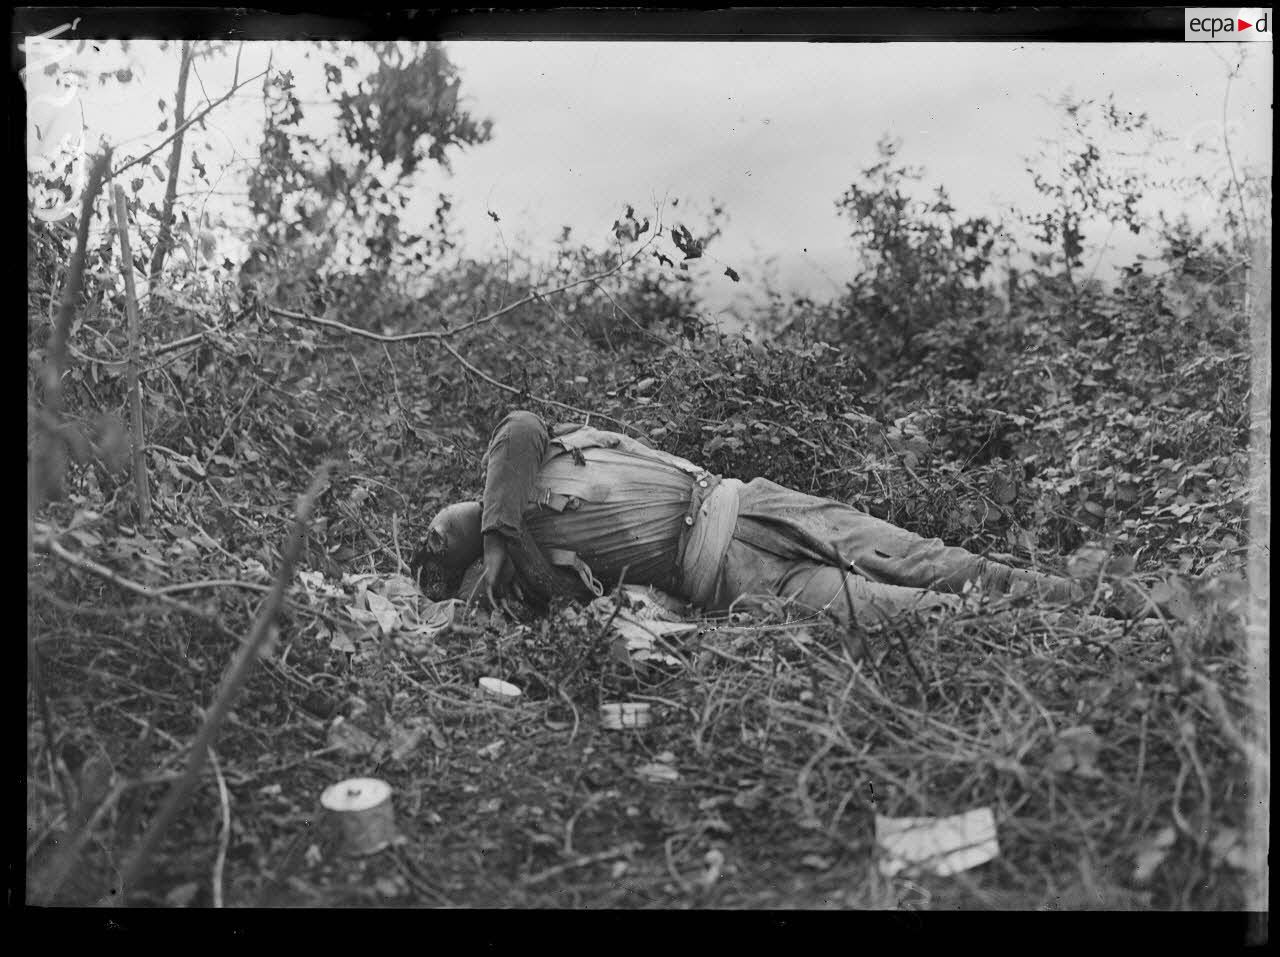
top-left (711, 479), bottom-right (1081, 625)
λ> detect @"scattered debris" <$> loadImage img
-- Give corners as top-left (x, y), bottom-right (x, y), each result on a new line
top-left (587, 586), bottom-right (693, 666)
top-left (1207, 826), bottom-right (1250, 871)
top-left (327, 716), bottom-right (378, 757)
top-left (876, 808), bottom-right (1000, 878)
top-left (698, 848), bottom-right (725, 889)
top-left (601, 702), bottom-right (652, 730)
top-left (637, 755), bottom-right (681, 783)
top-left (478, 677), bottom-right (522, 699)
top-left (1131, 825), bottom-right (1177, 884)
top-left (1047, 725), bottom-right (1105, 779)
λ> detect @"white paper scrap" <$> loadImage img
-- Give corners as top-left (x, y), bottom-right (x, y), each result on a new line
top-left (875, 808), bottom-right (1000, 878)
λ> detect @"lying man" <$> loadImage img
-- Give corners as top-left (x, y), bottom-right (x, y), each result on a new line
top-left (412, 409), bottom-right (1101, 632)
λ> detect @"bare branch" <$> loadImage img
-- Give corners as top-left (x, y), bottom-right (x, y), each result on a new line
top-left (69, 330), bottom-right (212, 370)
top-left (268, 232), bottom-right (658, 344)
top-left (111, 67), bottom-right (268, 181)
top-left (438, 339), bottom-right (638, 434)
top-left (154, 579), bottom-right (274, 596)
top-left (33, 529), bottom-right (222, 626)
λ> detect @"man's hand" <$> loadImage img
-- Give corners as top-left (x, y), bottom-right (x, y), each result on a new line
top-left (481, 532), bottom-right (524, 609)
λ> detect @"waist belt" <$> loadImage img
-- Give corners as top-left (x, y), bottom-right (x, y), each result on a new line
top-left (678, 472), bottom-right (743, 608)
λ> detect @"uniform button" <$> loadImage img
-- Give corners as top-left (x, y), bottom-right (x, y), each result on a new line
top-left (684, 516), bottom-right (694, 526)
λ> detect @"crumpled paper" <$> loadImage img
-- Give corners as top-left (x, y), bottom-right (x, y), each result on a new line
top-left (588, 586), bottom-right (695, 666)
top-left (875, 808), bottom-right (1000, 878)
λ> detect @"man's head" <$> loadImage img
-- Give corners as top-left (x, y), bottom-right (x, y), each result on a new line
top-left (410, 501), bottom-right (484, 600)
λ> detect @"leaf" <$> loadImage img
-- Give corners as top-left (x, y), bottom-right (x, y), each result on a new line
top-left (327, 717), bottom-right (377, 756)
top-left (1047, 725), bottom-right (1104, 779)
top-left (379, 574), bottom-right (420, 599)
top-left (388, 719), bottom-right (426, 762)
top-left (1105, 554), bottom-right (1136, 577)
top-left (636, 762), bottom-right (680, 783)
top-left (670, 224), bottom-right (703, 260)
top-left (364, 590), bottom-right (400, 636)
top-left (328, 630), bottom-right (356, 654)
top-left (990, 473), bottom-right (1018, 505)
top-left (1066, 545), bottom-right (1109, 580)
top-left (298, 569), bottom-right (343, 598)
top-left (164, 881), bottom-right (200, 907)
top-left (68, 528), bottom-right (103, 548)
top-left (1131, 826), bottom-right (1176, 883)
top-left (1150, 578), bottom-right (1196, 621)
top-left (724, 266), bottom-right (740, 282)
top-left (1208, 827), bottom-right (1249, 870)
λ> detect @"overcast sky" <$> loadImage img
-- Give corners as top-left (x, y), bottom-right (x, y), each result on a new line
top-left (25, 39), bottom-right (1272, 318)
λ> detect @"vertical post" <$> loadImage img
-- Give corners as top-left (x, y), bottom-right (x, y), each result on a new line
top-left (1245, 236), bottom-right (1270, 919)
top-left (112, 184), bottom-right (152, 528)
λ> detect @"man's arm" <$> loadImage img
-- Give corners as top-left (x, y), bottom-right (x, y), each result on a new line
top-left (481, 410), bottom-right (550, 542)
top-left (477, 410), bottom-right (551, 605)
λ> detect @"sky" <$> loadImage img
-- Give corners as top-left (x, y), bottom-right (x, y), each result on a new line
top-left (24, 37), bottom-right (1272, 319)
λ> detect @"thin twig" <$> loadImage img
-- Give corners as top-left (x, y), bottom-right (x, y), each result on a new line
top-left (68, 330), bottom-right (210, 369)
top-left (111, 68), bottom-right (268, 181)
top-left (1218, 59), bottom-right (1254, 253)
top-left (199, 380), bottom-right (260, 475)
top-left (523, 841), bottom-right (642, 888)
top-left (209, 748), bottom-right (231, 908)
top-left (390, 513), bottom-right (409, 575)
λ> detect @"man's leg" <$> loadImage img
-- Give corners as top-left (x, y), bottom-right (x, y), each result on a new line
top-left (737, 479), bottom-right (1080, 601)
top-left (716, 537), bottom-right (961, 625)
top-left (716, 538), bottom-right (1144, 642)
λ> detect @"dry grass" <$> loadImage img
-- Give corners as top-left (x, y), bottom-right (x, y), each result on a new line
top-left (27, 559), bottom-right (1257, 909)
